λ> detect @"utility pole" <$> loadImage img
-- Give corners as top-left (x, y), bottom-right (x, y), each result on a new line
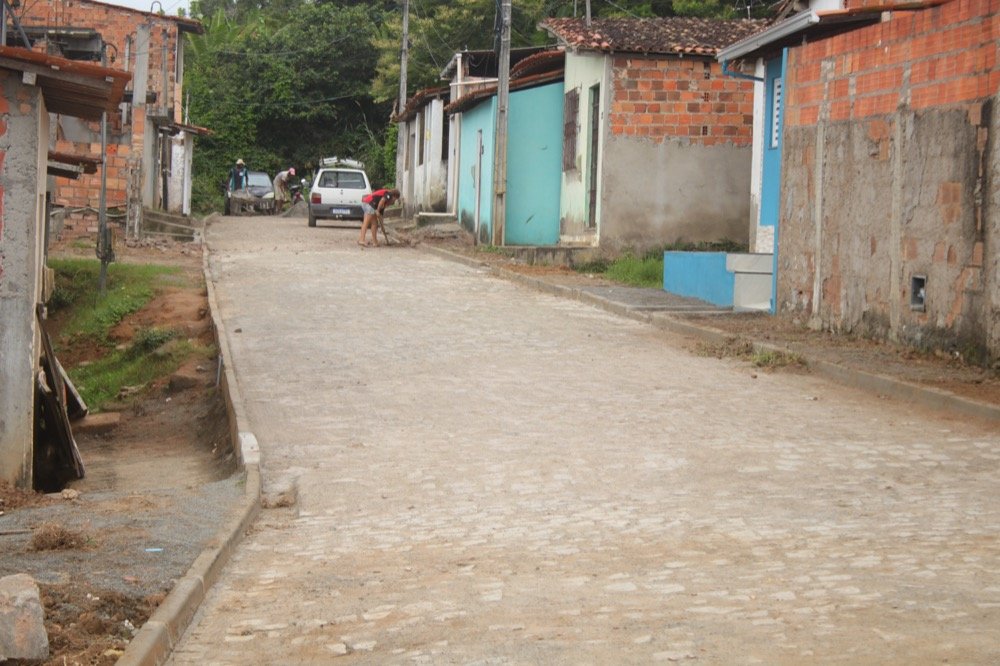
top-left (586, 0), bottom-right (591, 26)
top-left (491, 0), bottom-right (511, 246)
top-left (97, 42), bottom-right (113, 296)
top-left (396, 0), bottom-right (409, 193)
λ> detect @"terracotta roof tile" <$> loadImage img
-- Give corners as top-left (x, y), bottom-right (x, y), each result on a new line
top-left (539, 17), bottom-right (770, 56)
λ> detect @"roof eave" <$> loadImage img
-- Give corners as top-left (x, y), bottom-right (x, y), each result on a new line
top-left (717, 10), bottom-right (820, 62)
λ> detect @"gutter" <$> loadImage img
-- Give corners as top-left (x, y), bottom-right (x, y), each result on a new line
top-left (718, 9), bottom-right (820, 62)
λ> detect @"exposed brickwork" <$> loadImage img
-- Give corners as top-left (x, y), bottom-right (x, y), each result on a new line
top-left (609, 55), bottom-right (754, 146)
top-left (18, 0), bottom-right (193, 237)
top-left (777, 0), bottom-right (1000, 359)
top-left (786, 0), bottom-right (999, 126)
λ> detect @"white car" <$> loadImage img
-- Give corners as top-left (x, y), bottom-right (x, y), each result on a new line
top-left (307, 157), bottom-right (372, 227)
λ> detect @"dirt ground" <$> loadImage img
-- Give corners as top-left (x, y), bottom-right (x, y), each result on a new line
top-left (0, 236), bottom-right (239, 665)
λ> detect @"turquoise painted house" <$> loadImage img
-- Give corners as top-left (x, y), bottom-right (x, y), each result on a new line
top-left (447, 51), bottom-right (565, 246)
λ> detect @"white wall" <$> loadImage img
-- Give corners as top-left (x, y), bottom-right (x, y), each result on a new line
top-left (559, 51), bottom-right (608, 244)
top-left (401, 98), bottom-right (449, 216)
top-left (168, 132), bottom-right (193, 216)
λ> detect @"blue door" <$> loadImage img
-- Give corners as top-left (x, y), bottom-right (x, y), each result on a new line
top-left (761, 50), bottom-right (787, 313)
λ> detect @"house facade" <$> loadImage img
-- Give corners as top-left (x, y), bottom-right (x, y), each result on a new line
top-left (720, 0), bottom-right (1000, 358)
top-left (0, 46), bottom-right (128, 488)
top-left (446, 51), bottom-right (565, 245)
top-left (395, 87), bottom-right (449, 218)
top-left (540, 17), bottom-right (767, 254)
top-left (18, 0), bottom-right (205, 233)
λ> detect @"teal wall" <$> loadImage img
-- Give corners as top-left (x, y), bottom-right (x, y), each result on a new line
top-left (663, 251), bottom-right (733, 307)
top-left (506, 82), bottom-right (562, 246)
top-left (457, 99), bottom-right (495, 244)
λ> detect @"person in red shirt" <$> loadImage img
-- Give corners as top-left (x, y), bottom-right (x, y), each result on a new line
top-left (359, 188), bottom-right (400, 247)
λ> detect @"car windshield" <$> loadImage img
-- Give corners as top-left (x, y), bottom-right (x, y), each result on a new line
top-left (247, 172), bottom-right (271, 187)
top-left (318, 170), bottom-right (367, 189)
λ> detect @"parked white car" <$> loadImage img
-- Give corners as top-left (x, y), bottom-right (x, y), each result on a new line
top-left (307, 157), bottom-right (372, 227)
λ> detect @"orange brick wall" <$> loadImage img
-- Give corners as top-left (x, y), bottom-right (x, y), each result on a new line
top-left (786, 0), bottom-right (999, 126)
top-left (609, 55), bottom-right (754, 146)
top-left (19, 0), bottom-right (185, 234)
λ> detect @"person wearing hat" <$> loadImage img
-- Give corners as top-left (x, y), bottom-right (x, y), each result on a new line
top-left (273, 167), bottom-right (296, 213)
top-left (228, 158), bottom-right (248, 191)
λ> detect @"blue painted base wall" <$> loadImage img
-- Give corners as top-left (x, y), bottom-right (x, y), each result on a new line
top-left (663, 251), bottom-right (734, 307)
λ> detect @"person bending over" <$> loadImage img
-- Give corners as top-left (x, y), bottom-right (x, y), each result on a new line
top-left (359, 188), bottom-right (400, 247)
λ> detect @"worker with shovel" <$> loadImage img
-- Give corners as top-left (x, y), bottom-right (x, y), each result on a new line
top-left (359, 187), bottom-right (400, 247)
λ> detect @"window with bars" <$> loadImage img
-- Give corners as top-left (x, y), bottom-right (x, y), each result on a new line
top-left (563, 88), bottom-right (579, 172)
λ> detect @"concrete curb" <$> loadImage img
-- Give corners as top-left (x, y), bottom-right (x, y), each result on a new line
top-left (118, 216), bottom-right (262, 666)
top-left (419, 244), bottom-right (1000, 424)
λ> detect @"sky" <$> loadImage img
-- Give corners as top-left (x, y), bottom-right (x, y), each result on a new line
top-left (100, 0), bottom-right (191, 17)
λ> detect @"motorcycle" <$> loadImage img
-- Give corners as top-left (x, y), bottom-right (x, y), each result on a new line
top-left (288, 178), bottom-right (307, 206)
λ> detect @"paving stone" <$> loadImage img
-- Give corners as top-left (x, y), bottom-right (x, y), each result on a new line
top-left (167, 218), bottom-right (1000, 665)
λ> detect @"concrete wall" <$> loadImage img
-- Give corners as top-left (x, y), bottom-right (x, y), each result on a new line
top-left (0, 73), bottom-right (46, 487)
top-left (456, 99), bottom-right (495, 244)
top-left (168, 131), bottom-right (194, 216)
top-left (601, 137), bottom-right (751, 253)
top-left (779, 0), bottom-right (999, 359)
top-left (559, 52), bottom-right (606, 243)
top-left (506, 82), bottom-right (563, 246)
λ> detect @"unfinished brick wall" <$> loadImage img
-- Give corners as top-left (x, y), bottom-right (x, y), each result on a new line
top-left (778, 0), bottom-right (999, 359)
top-left (19, 0), bottom-right (188, 238)
top-left (609, 55), bottom-right (754, 145)
top-left (786, 0), bottom-right (997, 126)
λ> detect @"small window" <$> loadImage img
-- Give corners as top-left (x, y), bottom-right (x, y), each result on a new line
top-left (418, 112), bottom-right (425, 166)
top-left (441, 112), bottom-right (450, 162)
top-left (911, 275), bottom-right (926, 311)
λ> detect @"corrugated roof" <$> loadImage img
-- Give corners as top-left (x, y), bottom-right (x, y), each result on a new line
top-left (539, 17), bottom-right (770, 56)
top-left (0, 45), bottom-right (130, 120)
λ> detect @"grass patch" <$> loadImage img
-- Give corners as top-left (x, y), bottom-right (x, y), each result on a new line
top-left (47, 258), bottom-right (211, 410)
top-left (604, 254), bottom-right (664, 288)
top-left (48, 259), bottom-right (181, 341)
top-left (72, 336), bottom-right (211, 408)
top-left (477, 244), bottom-right (513, 257)
top-left (573, 240), bottom-right (748, 289)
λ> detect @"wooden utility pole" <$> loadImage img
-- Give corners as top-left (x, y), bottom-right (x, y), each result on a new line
top-left (586, 0), bottom-right (591, 26)
top-left (491, 0), bottom-right (511, 246)
top-left (97, 43), bottom-right (112, 296)
top-left (396, 0), bottom-right (409, 192)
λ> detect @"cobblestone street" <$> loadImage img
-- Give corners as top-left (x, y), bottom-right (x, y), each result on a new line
top-left (169, 216), bottom-right (1000, 664)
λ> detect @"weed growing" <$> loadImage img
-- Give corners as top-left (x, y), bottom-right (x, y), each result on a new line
top-left (697, 337), bottom-right (806, 371)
